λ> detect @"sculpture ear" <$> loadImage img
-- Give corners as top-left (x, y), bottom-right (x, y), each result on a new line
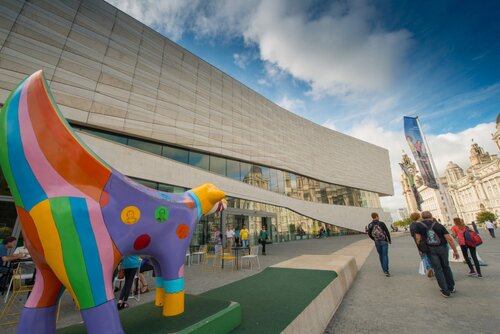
top-left (191, 184), bottom-right (226, 215)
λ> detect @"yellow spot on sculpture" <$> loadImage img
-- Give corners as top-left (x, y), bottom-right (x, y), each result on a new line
top-left (121, 206), bottom-right (140, 225)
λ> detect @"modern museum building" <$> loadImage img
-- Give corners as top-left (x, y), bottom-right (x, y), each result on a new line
top-left (0, 0), bottom-right (394, 247)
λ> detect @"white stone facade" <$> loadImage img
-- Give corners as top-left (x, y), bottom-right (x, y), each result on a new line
top-left (445, 142), bottom-right (500, 223)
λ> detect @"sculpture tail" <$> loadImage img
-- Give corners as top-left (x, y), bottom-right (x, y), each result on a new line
top-left (0, 70), bottom-right (112, 210)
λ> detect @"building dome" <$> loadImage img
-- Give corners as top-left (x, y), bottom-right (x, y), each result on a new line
top-left (446, 161), bottom-right (460, 170)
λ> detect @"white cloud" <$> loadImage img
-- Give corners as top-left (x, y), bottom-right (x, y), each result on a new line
top-left (257, 78), bottom-right (271, 87)
top-left (334, 119), bottom-right (499, 215)
top-left (277, 95), bottom-right (305, 115)
top-left (105, 0), bottom-right (258, 41)
top-left (106, 0), bottom-right (411, 97)
top-left (428, 122), bottom-right (497, 173)
top-left (233, 53), bottom-right (249, 69)
top-left (245, 0), bottom-right (412, 97)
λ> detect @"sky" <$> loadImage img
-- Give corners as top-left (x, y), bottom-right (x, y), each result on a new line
top-left (106, 0), bottom-right (500, 214)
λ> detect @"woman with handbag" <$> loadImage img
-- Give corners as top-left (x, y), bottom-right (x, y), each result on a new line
top-left (451, 217), bottom-right (482, 278)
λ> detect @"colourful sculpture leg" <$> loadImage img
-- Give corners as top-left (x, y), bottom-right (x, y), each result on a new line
top-left (155, 277), bottom-right (164, 307)
top-left (163, 291), bottom-right (184, 316)
top-left (163, 278), bottom-right (184, 316)
top-left (18, 305), bottom-right (57, 334)
top-left (80, 300), bottom-right (124, 334)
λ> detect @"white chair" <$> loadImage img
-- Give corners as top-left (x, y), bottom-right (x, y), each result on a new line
top-left (185, 251), bottom-right (191, 266)
top-left (240, 245), bottom-right (260, 270)
top-left (191, 245), bottom-right (207, 265)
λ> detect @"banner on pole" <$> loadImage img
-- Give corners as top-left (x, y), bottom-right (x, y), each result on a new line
top-left (403, 116), bottom-right (439, 189)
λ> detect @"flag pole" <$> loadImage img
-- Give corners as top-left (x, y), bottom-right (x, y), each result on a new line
top-left (416, 116), bottom-right (454, 224)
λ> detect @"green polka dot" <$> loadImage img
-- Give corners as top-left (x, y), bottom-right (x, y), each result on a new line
top-left (155, 206), bottom-right (169, 222)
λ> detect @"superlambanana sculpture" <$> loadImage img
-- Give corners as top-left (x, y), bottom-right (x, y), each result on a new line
top-left (0, 71), bottom-right (226, 333)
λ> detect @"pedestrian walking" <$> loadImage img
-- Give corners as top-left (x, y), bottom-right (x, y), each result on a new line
top-left (367, 213), bottom-right (391, 277)
top-left (409, 212), bottom-right (433, 278)
top-left (485, 220), bottom-right (496, 238)
top-left (414, 211), bottom-right (459, 298)
top-left (451, 217), bottom-right (482, 278)
top-left (259, 225), bottom-right (269, 255)
top-left (471, 221), bottom-right (479, 234)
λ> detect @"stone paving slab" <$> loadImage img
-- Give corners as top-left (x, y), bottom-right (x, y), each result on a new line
top-left (2, 235), bottom-right (367, 333)
top-left (325, 233), bottom-right (500, 334)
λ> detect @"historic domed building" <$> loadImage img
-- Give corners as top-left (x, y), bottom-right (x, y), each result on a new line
top-left (444, 114), bottom-right (500, 223)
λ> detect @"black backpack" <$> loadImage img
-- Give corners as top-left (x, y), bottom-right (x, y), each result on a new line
top-left (418, 221), bottom-right (441, 246)
top-left (371, 223), bottom-right (386, 241)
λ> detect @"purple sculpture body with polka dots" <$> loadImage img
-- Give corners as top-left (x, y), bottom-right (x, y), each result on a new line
top-left (8, 71), bottom-right (227, 334)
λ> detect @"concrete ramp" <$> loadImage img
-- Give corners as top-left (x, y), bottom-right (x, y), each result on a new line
top-left (272, 239), bottom-right (374, 334)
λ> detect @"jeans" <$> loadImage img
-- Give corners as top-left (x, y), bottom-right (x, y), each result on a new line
top-left (374, 240), bottom-right (389, 273)
top-left (487, 228), bottom-right (495, 238)
top-left (460, 244), bottom-right (481, 275)
top-left (428, 245), bottom-right (455, 293)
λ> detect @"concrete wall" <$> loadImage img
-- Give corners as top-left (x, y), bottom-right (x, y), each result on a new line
top-left (0, 0), bottom-right (393, 198)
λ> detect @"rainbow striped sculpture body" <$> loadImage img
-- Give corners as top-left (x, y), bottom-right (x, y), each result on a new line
top-left (0, 71), bottom-right (226, 334)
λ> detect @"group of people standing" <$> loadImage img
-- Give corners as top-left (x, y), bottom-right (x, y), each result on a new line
top-left (368, 210), bottom-right (488, 298)
top-left (221, 224), bottom-right (269, 255)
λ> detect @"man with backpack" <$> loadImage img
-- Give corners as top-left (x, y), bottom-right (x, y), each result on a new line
top-left (368, 213), bottom-right (392, 277)
top-left (414, 211), bottom-right (460, 298)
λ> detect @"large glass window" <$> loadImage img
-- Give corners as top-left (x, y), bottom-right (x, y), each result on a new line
top-left (158, 183), bottom-right (186, 193)
top-left (81, 128), bottom-right (128, 144)
top-left (162, 146), bottom-right (189, 164)
top-left (73, 125), bottom-right (381, 209)
top-left (269, 168), bottom-right (278, 192)
top-left (130, 177), bottom-right (158, 189)
top-left (128, 138), bottom-right (162, 155)
top-left (209, 155), bottom-right (226, 176)
top-left (226, 160), bottom-right (240, 181)
top-left (240, 162), bottom-right (252, 182)
top-left (189, 151), bottom-right (209, 169)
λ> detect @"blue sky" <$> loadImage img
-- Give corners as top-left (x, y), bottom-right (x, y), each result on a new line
top-left (107, 0), bottom-right (500, 211)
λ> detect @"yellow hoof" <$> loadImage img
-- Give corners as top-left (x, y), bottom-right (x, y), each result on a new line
top-left (155, 287), bottom-right (164, 306)
top-left (162, 291), bottom-right (184, 316)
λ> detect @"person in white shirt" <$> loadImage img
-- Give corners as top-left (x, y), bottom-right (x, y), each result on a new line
top-left (225, 226), bottom-right (235, 248)
top-left (485, 220), bottom-right (496, 238)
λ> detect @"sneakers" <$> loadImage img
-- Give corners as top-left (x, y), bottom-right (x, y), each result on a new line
top-left (450, 288), bottom-right (456, 293)
top-left (384, 271), bottom-right (391, 277)
top-left (440, 290), bottom-right (450, 298)
top-left (468, 271), bottom-right (477, 277)
top-left (478, 274), bottom-right (483, 278)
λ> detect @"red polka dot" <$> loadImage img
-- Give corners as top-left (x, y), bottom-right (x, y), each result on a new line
top-left (99, 191), bottom-right (109, 207)
top-left (134, 234), bottom-right (151, 250)
top-left (176, 224), bottom-right (189, 239)
top-left (183, 199), bottom-right (195, 209)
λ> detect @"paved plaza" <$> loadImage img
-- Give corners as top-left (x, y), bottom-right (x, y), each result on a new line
top-left (2, 232), bottom-right (499, 333)
top-left (326, 232), bottom-right (500, 334)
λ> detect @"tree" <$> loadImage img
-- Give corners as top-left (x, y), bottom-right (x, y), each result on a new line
top-left (476, 211), bottom-right (497, 224)
top-left (394, 217), bottom-right (412, 229)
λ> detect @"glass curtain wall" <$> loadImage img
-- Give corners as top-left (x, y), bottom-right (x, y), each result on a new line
top-left (75, 126), bottom-right (382, 209)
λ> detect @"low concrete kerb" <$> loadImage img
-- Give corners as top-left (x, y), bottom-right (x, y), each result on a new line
top-left (271, 239), bottom-right (375, 334)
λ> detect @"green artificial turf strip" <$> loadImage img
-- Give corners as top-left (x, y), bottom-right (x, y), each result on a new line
top-left (201, 267), bottom-right (337, 333)
top-left (57, 294), bottom-right (230, 334)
